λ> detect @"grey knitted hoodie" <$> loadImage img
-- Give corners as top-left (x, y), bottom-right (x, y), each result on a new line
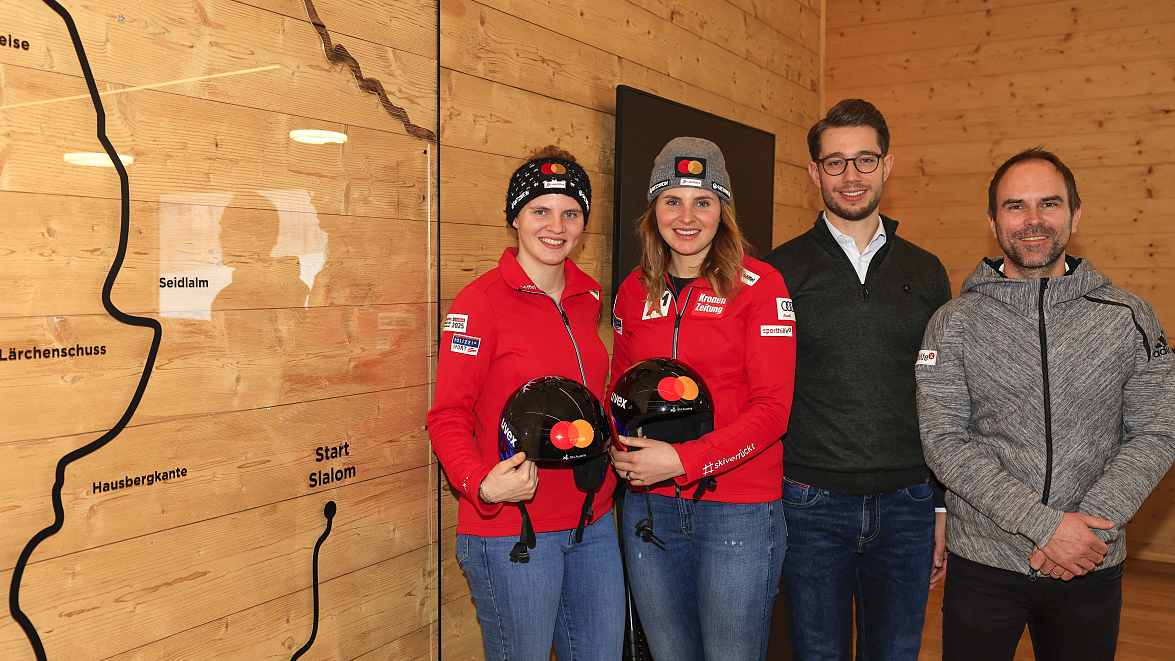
top-left (916, 256), bottom-right (1175, 574)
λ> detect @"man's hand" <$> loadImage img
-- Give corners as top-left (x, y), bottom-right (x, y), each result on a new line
top-left (609, 434), bottom-right (686, 486)
top-left (1029, 545), bottom-right (1075, 581)
top-left (1034, 512), bottom-right (1115, 577)
top-left (930, 511), bottom-right (948, 589)
top-left (479, 452), bottom-right (538, 504)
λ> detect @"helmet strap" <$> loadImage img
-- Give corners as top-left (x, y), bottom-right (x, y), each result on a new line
top-left (574, 489), bottom-right (595, 543)
top-left (691, 477), bottom-right (717, 500)
top-left (509, 502), bottom-right (537, 563)
top-left (634, 488), bottom-right (665, 549)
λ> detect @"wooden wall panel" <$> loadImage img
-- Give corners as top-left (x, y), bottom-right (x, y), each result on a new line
top-left (2, 1), bottom-right (438, 660)
top-left (436, 0), bottom-right (822, 655)
top-left (826, 0), bottom-right (1175, 563)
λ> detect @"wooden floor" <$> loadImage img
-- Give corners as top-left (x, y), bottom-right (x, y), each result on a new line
top-left (917, 558), bottom-right (1175, 660)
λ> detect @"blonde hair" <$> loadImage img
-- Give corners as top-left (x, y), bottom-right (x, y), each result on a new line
top-left (637, 199), bottom-right (751, 308)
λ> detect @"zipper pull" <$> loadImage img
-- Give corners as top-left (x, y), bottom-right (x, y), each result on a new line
top-left (861, 284), bottom-right (870, 301)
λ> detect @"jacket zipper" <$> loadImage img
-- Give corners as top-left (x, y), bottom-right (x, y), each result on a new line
top-left (521, 290), bottom-right (587, 384)
top-left (1037, 279), bottom-right (1054, 505)
top-left (671, 286), bottom-right (695, 359)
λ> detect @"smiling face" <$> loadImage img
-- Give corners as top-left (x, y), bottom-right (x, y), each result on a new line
top-left (809, 126), bottom-right (894, 223)
top-left (512, 193), bottom-right (585, 270)
top-left (988, 159), bottom-right (1081, 279)
top-left (655, 187), bottom-right (721, 264)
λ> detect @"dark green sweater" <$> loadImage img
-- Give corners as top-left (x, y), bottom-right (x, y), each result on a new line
top-left (763, 215), bottom-right (951, 501)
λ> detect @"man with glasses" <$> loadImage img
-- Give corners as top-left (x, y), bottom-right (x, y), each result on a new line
top-left (763, 99), bottom-right (952, 659)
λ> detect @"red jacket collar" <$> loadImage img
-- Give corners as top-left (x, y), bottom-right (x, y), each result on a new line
top-left (499, 248), bottom-right (601, 298)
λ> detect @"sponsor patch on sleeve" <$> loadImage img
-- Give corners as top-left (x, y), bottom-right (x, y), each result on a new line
top-left (776, 297), bottom-right (794, 321)
top-left (612, 314), bottom-right (623, 335)
top-left (451, 334), bottom-right (481, 356)
top-left (442, 313), bottom-right (468, 333)
top-left (916, 350), bottom-right (938, 365)
top-left (761, 325), bottom-right (794, 337)
top-left (741, 269), bottom-right (760, 286)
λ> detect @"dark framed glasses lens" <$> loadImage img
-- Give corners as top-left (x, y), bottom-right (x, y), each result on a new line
top-left (855, 155), bottom-right (880, 173)
top-left (821, 158), bottom-right (847, 175)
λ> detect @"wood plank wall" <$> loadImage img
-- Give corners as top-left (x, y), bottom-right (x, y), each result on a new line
top-left (1, 0), bottom-right (439, 659)
top-left (436, 0), bottom-right (824, 656)
top-left (825, 0), bottom-right (1175, 563)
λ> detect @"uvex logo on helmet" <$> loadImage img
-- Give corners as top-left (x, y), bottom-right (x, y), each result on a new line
top-left (550, 419), bottom-right (595, 450)
top-left (658, 376), bottom-right (699, 401)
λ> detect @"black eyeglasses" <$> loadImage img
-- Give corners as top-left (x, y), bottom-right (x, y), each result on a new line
top-left (816, 153), bottom-right (884, 176)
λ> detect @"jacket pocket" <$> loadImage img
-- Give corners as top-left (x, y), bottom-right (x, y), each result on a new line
top-left (781, 477), bottom-right (822, 508)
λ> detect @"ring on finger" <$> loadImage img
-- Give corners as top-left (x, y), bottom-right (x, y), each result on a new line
top-left (626, 471), bottom-right (633, 480)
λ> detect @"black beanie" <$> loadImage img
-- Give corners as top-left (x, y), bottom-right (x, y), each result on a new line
top-left (505, 158), bottom-right (592, 226)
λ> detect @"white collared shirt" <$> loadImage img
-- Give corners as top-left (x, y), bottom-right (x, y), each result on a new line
top-left (823, 212), bottom-right (887, 284)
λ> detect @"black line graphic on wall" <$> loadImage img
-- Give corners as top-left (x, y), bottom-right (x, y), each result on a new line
top-left (291, 501), bottom-right (337, 661)
top-left (301, 0), bottom-right (437, 142)
top-left (7, 2), bottom-right (163, 660)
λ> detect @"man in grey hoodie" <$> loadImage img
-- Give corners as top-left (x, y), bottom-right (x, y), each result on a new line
top-left (915, 148), bottom-right (1175, 660)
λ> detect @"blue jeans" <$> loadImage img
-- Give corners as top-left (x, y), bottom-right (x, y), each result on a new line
top-left (456, 510), bottom-right (625, 661)
top-left (780, 480), bottom-right (935, 661)
top-left (622, 490), bottom-right (786, 661)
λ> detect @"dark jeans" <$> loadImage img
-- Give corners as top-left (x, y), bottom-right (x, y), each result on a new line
top-left (622, 490), bottom-right (786, 661)
top-left (780, 479), bottom-right (936, 661)
top-left (942, 554), bottom-right (1123, 661)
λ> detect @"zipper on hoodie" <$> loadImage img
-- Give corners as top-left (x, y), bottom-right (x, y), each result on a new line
top-left (671, 286), bottom-right (696, 359)
top-left (1037, 278), bottom-right (1055, 506)
top-left (520, 290), bottom-right (588, 384)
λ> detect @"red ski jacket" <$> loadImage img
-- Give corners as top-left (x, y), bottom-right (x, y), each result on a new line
top-left (610, 255), bottom-right (796, 503)
top-left (429, 248), bottom-right (616, 536)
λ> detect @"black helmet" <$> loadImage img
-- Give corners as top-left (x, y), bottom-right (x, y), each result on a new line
top-left (609, 358), bottom-right (714, 444)
top-left (499, 376), bottom-right (611, 462)
top-left (497, 376), bottom-right (611, 563)
top-left (609, 358), bottom-right (717, 546)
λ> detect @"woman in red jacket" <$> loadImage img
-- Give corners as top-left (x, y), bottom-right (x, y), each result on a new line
top-left (428, 146), bottom-right (623, 661)
top-left (610, 137), bottom-right (797, 661)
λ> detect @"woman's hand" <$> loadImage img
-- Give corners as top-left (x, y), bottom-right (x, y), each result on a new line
top-left (609, 433), bottom-right (686, 487)
top-left (479, 452), bottom-right (538, 503)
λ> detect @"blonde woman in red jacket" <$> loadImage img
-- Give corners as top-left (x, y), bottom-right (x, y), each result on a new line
top-left (610, 137), bottom-right (797, 661)
top-left (428, 147), bottom-right (623, 661)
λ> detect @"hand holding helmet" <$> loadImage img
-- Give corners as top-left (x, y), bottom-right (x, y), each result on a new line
top-left (478, 452), bottom-right (538, 504)
top-left (607, 358), bottom-right (715, 489)
top-left (609, 432), bottom-right (685, 487)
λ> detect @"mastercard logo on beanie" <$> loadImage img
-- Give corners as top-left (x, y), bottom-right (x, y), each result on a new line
top-left (541, 162), bottom-right (567, 175)
top-left (675, 157), bottom-right (707, 177)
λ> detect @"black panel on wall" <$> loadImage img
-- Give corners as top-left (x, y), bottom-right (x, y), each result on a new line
top-left (612, 85), bottom-right (776, 301)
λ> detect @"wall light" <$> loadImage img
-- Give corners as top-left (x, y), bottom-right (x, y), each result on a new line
top-left (290, 129), bottom-right (348, 145)
top-left (63, 152), bottom-right (134, 167)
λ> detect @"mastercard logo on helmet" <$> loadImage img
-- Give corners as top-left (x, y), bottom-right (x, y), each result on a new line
top-left (675, 157), bottom-right (707, 177)
top-left (498, 376), bottom-right (610, 462)
top-left (608, 358), bottom-right (714, 445)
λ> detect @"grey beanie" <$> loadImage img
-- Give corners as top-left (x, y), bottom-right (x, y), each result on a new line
top-left (647, 137), bottom-right (732, 204)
